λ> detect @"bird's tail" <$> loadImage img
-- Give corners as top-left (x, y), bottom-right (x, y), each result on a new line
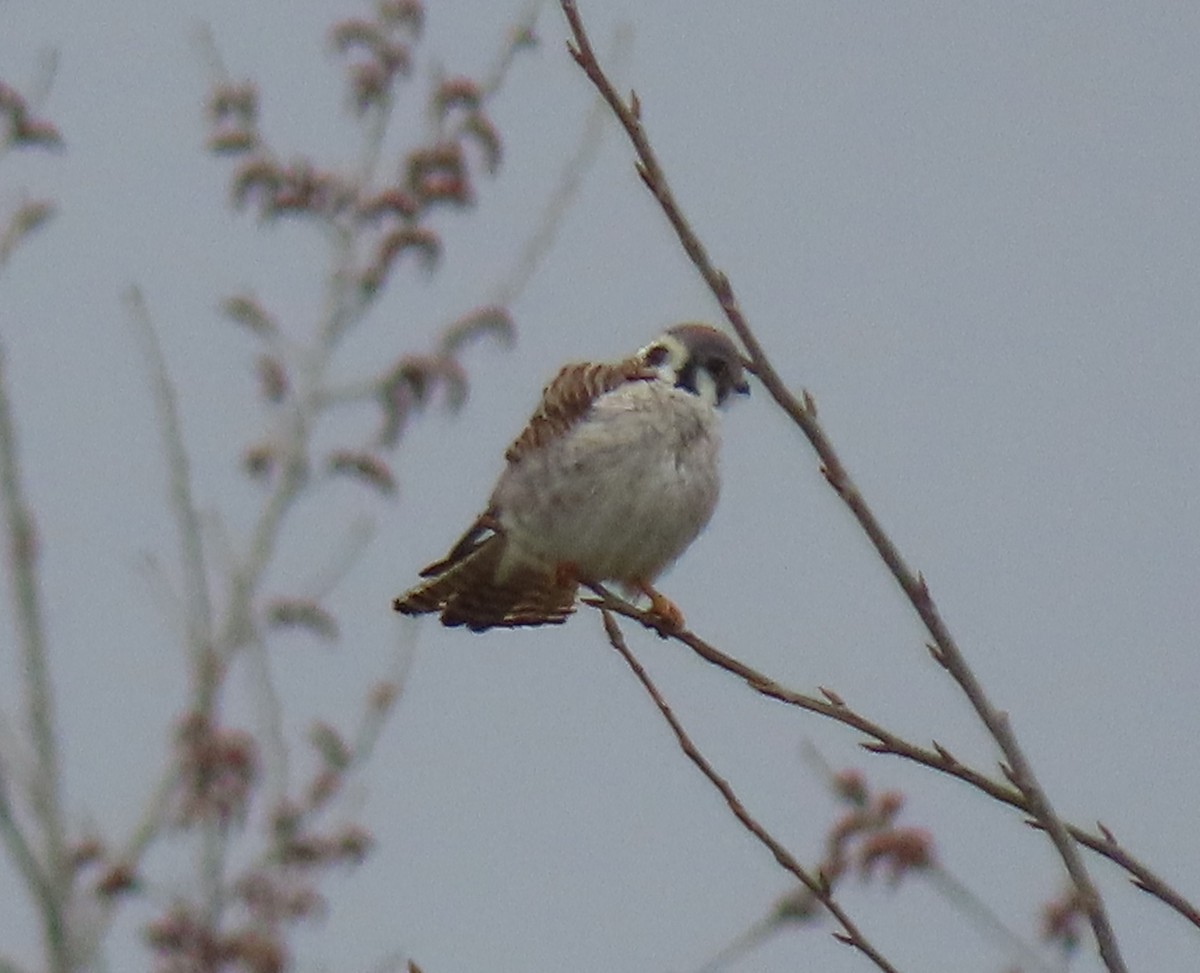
top-left (392, 530), bottom-right (577, 631)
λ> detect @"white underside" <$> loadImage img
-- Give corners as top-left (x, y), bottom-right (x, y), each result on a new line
top-left (491, 379), bottom-right (721, 584)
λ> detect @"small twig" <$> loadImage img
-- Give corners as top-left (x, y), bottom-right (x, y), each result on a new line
top-left (1067, 825), bottom-right (1200, 927)
top-left (599, 610), bottom-right (903, 973)
top-left (0, 761), bottom-right (55, 944)
top-left (300, 515), bottom-right (375, 602)
top-left (480, 0), bottom-right (547, 98)
top-left (126, 287), bottom-right (230, 928)
top-left (244, 634), bottom-right (289, 808)
top-left (351, 82), bottom-right (393, 194)
top-left (925, 866), bottom-right (1065, 973)
top-left (191, 23), bottom-right (231, 86)
top-left (0, 54), bottom-right (61, 162)
top-left (78, 763), bottom-right (179, 964)
top-left (26, 50), bottom-right (60, 108)
top-left (0, 344), bottom-right (71, 973)
top-left (488, 22), bottom-right (625, 309)
top-left (692, 911), bottom-right (782, 973)
top-left (349, 638), bottom-right (416, 765)
top-left (801, 741), bottom-right (1062, 973)
top-left (126, 287), bottom-right (218, 714)
top-left (0, 200), bottom-right (57, 271)
top-left (583, 584), bottom-right (1200, 932)
top-left (560, 5), bottom-right (1128, 970)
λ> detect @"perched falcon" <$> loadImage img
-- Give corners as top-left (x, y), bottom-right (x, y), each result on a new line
top-left (393, 323), bottom-right (748, 631)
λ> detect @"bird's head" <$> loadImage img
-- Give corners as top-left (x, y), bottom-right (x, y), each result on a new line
top-left (638, 323), bottom-right (750, 407)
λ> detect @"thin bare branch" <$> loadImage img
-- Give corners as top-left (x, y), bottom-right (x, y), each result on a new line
top-left (26, 50), bottom-right (60, 109)
top-left (480, 0), bottom-right (546, 98)
top-left (125, 287), bottom-right (218, 712)
top-left (125, 287), bottom-right (229, 929)
top-left (560, 5), bottom-right (1128, 969)
top-left (0, 344), bottom-right (70, 972)
top-left (0, 760), bottom-right (54, 944)
top-left (693, 911), bottom-right (782, 973)
top-left (599, 610), bottom-right (903, 973)
top-left (348, 637), bottom-right (416, 767)
top-left (924, 866), bottom-right (1066, 973)
top-left (244, 635), bottom-right (289, 808)
top-left (583, 584), bottom-right (1200, 932)
top-left (78, 763), bottom-right (178, 963)
top-left (801, 742), bottom-right (1062, 973)
top-left (0, 200), bottom-right (56, 270)
top-left (489, 23), bottom-right (624, 309)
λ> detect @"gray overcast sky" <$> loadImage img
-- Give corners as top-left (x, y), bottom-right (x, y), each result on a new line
top-left (2, 1), bottom-right (1199, 971)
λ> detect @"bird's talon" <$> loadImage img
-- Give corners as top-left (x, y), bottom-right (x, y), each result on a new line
top-left (635, 581), bottom-right (684, 633)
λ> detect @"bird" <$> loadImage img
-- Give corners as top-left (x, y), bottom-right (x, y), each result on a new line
top-left (392, 322), bottom-right (749, 632)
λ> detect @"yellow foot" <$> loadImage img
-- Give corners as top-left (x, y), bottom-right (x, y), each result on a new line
top-left (634, 581), bottom-right (684, 633)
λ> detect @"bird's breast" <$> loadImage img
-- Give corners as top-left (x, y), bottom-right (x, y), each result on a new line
top-left (493, 381), bottom-right (722, 583)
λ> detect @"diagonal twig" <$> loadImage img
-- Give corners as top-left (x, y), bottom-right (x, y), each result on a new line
top-left (598, 609), bottom-right (903, 973)
top-left (0, 343), bottom-right (71, 972)
top-left (559, 4), bottom-right (1129, 970)
top-left (488, 20), bottom-right (626, 309)
top-left (125, 287), bottom-right (229, 926)
top-left (0, 756), bottom-right (55, 949)
top-left (0, 345), bottom-right (70, 973)
top-left (125, 287), bottom-right (218, 712)
top-left (584, 584), bottom-right (1200, 932)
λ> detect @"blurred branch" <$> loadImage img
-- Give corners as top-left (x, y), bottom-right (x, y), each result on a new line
top-left (697, 753), bottom-right (1062, 973)
top-left (799, 744), bottom-right (1063, 973)
top-left (560, 4), bottom-right (1129, 970)
top-left (80, 766), bottom-right (178, 961)
top-left (125, 287), bottom-right (229, 928)
top-left (0, 61), bottom-right (63, 160)
top-left (924, 865), bottom-right (1066, 973)
top-left (25, 50), bottom-right (60, 108)
top-left (0, 200), bottom-right (56, 271)
top-left (693, 911), bottom-right (782, 973)
top-left (599, 609), bottom-right (902, 973)
top-left (0, 760), bottom-right (54, 950)
top-left (584, 584), bottom-right (1200, 932)
top-left (480, 0), bottom-right (545, 97)
top-left (348, 642), bottom-right (414, 767)
top-left (489, 23), bottom-right (623, 309)
top-left (0, 346), bottom-right (70, 972)
top-left (0, 63), bottom-right (61, 269)
top-left (125, 287), bottom-right (218, 713)
top-left (245, 634), bottom-right (289, 808)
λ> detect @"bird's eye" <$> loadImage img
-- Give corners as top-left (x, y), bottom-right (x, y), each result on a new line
top-left (644, 344), bottom-right (670, 366)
